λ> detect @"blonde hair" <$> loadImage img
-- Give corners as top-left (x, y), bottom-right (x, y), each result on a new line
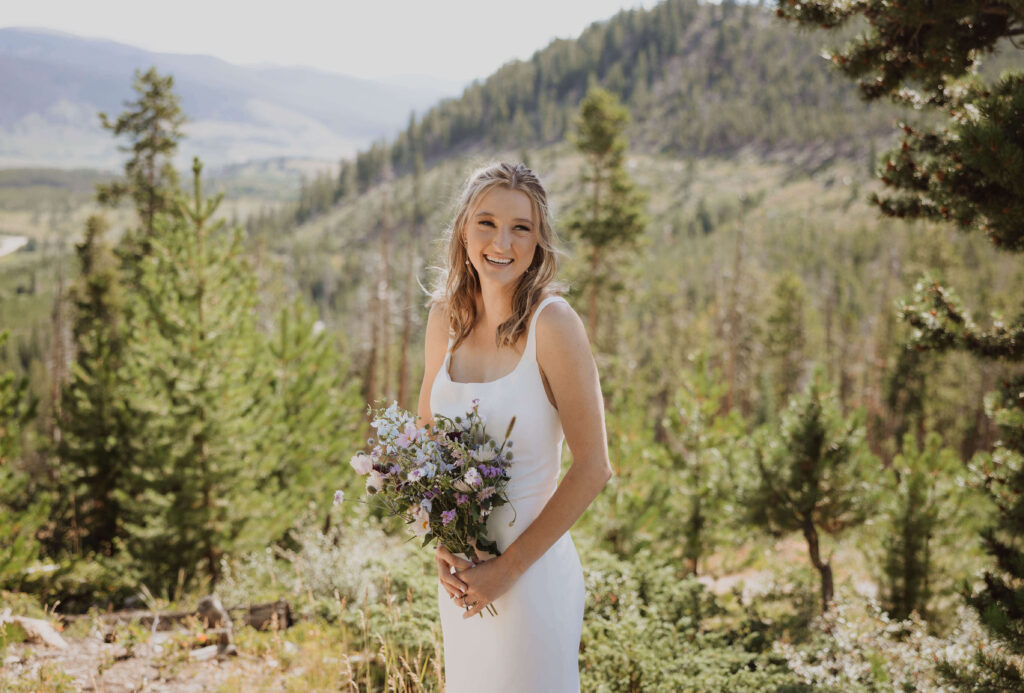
top-left (431, 161), bottom-right (564, 351)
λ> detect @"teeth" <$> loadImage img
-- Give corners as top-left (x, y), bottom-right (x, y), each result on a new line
top-left (485, 255), bottom-right (512, 265)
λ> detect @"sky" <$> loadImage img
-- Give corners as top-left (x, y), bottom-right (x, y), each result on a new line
top-left (0, 0), bottom-right (664, 85)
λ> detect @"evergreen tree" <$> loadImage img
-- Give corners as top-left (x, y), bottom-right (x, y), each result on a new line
top-left (663, 354), bottom-right (745, 575)
top-left (0, 331), bottom-right (48, 590)
top-left (879, 432), bottom-right (967, 621)
top-left (746, 373), bottom-right (875, 611)
top-left (256, 297), bottom-right (364, 541)
top-left (763, 272), bottom-right (808, 409)
top-left (56, 215), bottom-right (137, 557)
top-left (97, 67), bottom-right (185, 242)
top-left (116, 159), bottom-right (273, 596)
top-left (776, 1), bottom-right (1024, 682)
top-left (565, 85), bottom-right (647, 343)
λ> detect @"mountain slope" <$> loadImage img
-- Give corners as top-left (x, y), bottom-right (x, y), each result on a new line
top-left (342, 0), bottom-right (928, 191)
top-left (0, 27), bottom-right (463, 169)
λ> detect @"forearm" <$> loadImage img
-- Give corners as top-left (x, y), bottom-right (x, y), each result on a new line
top-left (502, 461), bottom-right (611, 576)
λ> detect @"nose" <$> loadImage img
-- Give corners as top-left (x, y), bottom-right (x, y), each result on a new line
top-left (491, 225), bottom-right (513, 252)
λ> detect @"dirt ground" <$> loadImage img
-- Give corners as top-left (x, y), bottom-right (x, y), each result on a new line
top-left (2, 633), bottom-right (285, 692)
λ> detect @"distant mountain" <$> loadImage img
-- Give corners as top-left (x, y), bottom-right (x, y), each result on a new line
top-left (0, 27), bottom-right (464, 170)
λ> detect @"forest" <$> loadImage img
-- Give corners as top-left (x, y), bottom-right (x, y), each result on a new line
top-left (1, 0), bottom-right (1023, 690)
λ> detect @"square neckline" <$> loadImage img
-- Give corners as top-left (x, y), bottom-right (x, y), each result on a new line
top-left (443, 295), bottom-right (561, 386)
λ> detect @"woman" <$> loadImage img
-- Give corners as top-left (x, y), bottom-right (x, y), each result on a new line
top-left (416, 161), bottom-right (612, 691)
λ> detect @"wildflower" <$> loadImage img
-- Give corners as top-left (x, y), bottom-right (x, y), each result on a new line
top-left (477, 486), bottom-right (496, 502)
top-left (333, 489), bottom-right (345, 505)
top-left (396, 422), bottom-right (422, 449)
top-left (366, 471), bottom-right (384, 495)
top-left (455, 493), bottom-right (470, 505)
top-left (349, 454), bottom-right (374, 475)
top-left (441, 509), bottom-right (457, 526)
top-left (411, 505), bottom-right (430, 536)
top-left (471, 443), bottom-right (497, 463)
top-left (421, 498), bottom-right (433, 513)
top-left (463, 467), bottom-right (482, 488)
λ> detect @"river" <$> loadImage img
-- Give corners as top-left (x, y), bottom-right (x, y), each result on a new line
top-left (0, 233), bottom-right (29, 258)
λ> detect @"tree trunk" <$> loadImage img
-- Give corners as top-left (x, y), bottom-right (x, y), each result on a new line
top-left (397, 235), bottom-right (415, 409)
top-left (802, 517), bottom-right (834, 611)
top-left (588, 246), bottom-right (600, 343)
top-left (379, 191), bottom-right (392, 402)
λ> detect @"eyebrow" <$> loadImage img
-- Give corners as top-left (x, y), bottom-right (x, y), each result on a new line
top-left (474, 211), bottom-right (533, 225)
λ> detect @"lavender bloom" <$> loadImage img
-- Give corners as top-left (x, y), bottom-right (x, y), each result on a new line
top-left (455, 493), bottom-right (469, 505)
top-left (441, 509), bottom-right (457, 526)
top-left (477, 486), bottom-right (496, 502)
top-left (333, 489), bottom-right (345, 505)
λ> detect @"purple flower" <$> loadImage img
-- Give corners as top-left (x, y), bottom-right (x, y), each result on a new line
top-left (477, 486), bottom-right (496, 502)
top-left (455, 493), bottom-right (469, 505)
top-left (472, 398), bottom-right (481, 406)
top-left (441, 509), bottom-right (457, 526)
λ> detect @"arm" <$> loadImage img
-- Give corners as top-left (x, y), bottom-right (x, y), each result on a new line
top-left (418, 301), bottom-right (476, 598)
top-left (459, 301), bottom-right (613, 617)
top-left (416, 301), bottom-right (447, 428)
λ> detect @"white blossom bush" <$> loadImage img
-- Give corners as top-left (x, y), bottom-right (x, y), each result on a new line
top-left (215, 508), bottom-right (433, 620)
top-left (775, 589), bottom-right (991, 692)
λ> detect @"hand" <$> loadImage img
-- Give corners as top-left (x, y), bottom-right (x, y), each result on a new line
top-left (435, 544), bottom-right (474, 601)
top-left (455, 554), bottom-right (525, 619)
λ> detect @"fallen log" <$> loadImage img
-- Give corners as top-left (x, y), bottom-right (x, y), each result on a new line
top-left (0, 609), bottom-right (68, 650)
top-left (60, 598), bottom-right (291, 632)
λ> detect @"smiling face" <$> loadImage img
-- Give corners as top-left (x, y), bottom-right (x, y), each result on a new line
top-left (464, 185), bottom-right (538, 293)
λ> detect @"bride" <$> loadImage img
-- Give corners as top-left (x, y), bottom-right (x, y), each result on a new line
top-left (417, 161), bottom-right (612, 691)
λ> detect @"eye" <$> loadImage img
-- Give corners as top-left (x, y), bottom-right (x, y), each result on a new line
top-left (514, 225), bottom-right (532, 232)
top-left (479, 220), bottom-right (496, 228)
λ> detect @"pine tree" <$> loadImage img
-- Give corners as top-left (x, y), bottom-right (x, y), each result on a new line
top-left (663, 354), bottom-right (745, 575)
top-left (97, 67), bottom-right (186, 262)
top-left (764, 272), bottom-right (808, 409)
top-left (116, 159), bottom-right (273, 596)
top-left (746, 373), bottom-right (875, 611)
top-left (565, 86), bottom-right (647, 343)
top-left (879, 432), bottom-right (968, 621)
top-left (776, 1), bottom-right (1024, 681)
top-left (56, 215), bottom-right (137, 557)
top-left (256, 297), bottom-right (364, 541)
top-left (0, 331), bottom-right (48, 590)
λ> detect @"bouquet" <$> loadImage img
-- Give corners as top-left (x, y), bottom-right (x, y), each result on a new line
top-left (339, 399), bottom-right (516, 613)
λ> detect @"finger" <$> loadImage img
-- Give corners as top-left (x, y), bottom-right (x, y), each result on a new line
top-left (450, 554), bottom-right (475, 571)
top-left (440, 573), bottom-right (468, 594)
top-left (462, 598), bottom-right (488, 619)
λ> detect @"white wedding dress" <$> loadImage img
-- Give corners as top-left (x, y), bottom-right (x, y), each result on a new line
top-left (430, 295), bottom-right (585, 693)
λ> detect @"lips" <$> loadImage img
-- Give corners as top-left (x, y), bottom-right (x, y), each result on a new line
top-left (484, 254), bottom-right (513, 266)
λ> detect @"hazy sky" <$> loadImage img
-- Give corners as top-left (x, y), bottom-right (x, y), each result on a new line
top-left (1, 0), bottom-right (664, 84)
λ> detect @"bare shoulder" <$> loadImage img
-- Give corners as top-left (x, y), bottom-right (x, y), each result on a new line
top-left (535, 296), bottom-right (591, 362)
top-left (424, 300), bottom-right (451, 363)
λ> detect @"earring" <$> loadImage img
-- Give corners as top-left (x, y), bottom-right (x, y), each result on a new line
top-left (465, 259), bottom-right (470, 265)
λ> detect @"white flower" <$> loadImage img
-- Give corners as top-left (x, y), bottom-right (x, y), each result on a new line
top-left (471, 442), bottom-right (497, 463)
top-left (421, 461), bottom-right (437, 479)
top-left (365, 471), bottom-right (384, 495)
top-left (333, 489), bottom-right (345, 505)
top-left (420, 498), bottom-right (433, 513)
top-left (463, 467), bottom-right (482, 489)
top-left (407, 468), bottom-right (424, 482)
top-left (411, 505), bottom-right (430, 536)
top-left (349, 453), bottom-right (374, 475)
